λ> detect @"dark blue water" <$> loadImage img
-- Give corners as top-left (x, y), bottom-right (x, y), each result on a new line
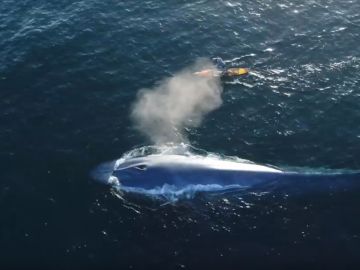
top-left (1, 0), bottom-right (360, 268)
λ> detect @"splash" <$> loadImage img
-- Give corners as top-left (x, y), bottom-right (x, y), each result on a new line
top-left (120, 184), bottom-right (245, 201)
top-left (131, 59), bottom-right (223, 144)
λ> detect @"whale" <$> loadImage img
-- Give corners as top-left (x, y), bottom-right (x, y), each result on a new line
top-left (93, 150), bottom-right (360, 200)
top-left (104, 154), bottom-right (286, 191)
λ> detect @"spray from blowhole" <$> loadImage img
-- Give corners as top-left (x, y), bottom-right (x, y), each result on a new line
top-left (130, 58), bottom-right (223, 146)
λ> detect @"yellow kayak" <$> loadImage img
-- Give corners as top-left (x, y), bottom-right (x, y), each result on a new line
top-left (194, 67), bottom-right (249, 78)
top-left (225, 67), bottom-right (249, 76)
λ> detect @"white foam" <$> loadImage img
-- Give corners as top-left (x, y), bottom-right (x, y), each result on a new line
top-left (120, 183), bottom-right (245, 201)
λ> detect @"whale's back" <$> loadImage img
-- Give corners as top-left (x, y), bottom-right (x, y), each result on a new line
top-left (113, 154), bottom-right (283, 189)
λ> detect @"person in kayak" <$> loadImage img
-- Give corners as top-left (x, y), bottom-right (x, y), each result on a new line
top-left (212, 57), bottom-right (226, 72)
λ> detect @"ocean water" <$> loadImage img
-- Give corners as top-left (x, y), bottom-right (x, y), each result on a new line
top-left (1, 0), bottom-right (360, 269)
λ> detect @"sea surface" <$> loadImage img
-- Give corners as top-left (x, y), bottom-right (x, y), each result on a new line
top-left (1, 0), bottom-right (360, 269)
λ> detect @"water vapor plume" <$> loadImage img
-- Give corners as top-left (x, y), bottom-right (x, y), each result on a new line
top-left (131, 59), bottom-right (223, 145)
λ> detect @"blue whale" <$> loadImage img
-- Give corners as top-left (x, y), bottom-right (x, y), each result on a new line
top-left (101, 154), bottom-right (287, 192)
top-left (93, 152), bottom-right (360, 199)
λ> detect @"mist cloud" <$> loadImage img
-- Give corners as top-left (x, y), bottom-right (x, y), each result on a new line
top-left (131, 59), bottom-right (223, 145)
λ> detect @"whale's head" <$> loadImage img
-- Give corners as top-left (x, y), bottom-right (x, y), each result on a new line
top-left (91, 156), bottom-right (156, 187)
top-left (111, 155), bottom-right (203, 188)
top-left (113, 157), bottom-right (152, 181)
